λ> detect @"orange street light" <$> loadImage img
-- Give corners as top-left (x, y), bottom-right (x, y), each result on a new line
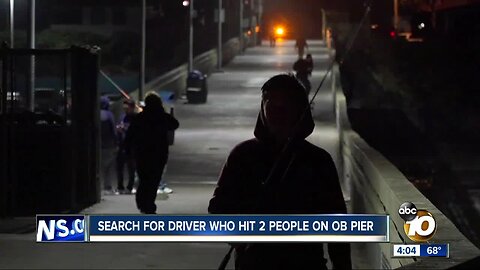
top-left (275, 27), bottom-right (285, 36)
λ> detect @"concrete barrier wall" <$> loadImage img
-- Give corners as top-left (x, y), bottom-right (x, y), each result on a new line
top-left (109, 37), bottom-right (240, 117)
top-left (129, 37), bottom-right (240, 102)
top-left (333, 63), bottom-right (480, 269)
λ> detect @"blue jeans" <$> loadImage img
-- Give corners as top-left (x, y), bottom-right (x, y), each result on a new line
top-left (159, 179), bottom-right (167, 189)
top-left (158, 165), bottom-right (168, 189)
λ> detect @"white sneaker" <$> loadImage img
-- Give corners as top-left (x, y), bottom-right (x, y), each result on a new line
top-left (162, 187), bottom-right (173, 194)
top-left (103, 189), bottom-right (114, 196)
top-left (157, 188), bottom-right (164, 194)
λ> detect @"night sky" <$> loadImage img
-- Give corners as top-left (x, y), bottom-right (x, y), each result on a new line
top-left (263, 0), bottom-right (367, 38)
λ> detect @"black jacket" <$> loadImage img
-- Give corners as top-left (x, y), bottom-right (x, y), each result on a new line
top-left (125, 108), bottom-right (179, 164)
top-left (209, 86), bottom-right (351, 269)
top-left (293, 58), bottom-right (312, 79)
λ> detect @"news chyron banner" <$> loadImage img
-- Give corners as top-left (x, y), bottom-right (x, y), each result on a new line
top-left (36, 215), bottom-right (87, 242)
top-left (36, 214), bottom-right (389, 243)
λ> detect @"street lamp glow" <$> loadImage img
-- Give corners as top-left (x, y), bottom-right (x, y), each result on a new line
top-left (183, 0), bottom-right (189, 6)
top-left (275, 27), bottom-right (285, 36)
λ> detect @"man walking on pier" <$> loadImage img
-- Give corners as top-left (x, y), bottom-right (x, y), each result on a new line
top-left (126, 92), bottom-right (179, 214)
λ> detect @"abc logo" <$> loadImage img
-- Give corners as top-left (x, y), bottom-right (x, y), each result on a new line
top-left (398, 202), bottom-right (437, 242)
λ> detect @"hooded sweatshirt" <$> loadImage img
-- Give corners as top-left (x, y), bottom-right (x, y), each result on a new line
top-left (208, 75), bottom-right (351, 269)
top-left (100, 96), bottom-right (116, 149)
top-left (125, 101), bottom-right (179, 168)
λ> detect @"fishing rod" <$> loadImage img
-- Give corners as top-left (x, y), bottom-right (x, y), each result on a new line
top-left (264, 2), bottom-right (371, 188)
top-left (217, 3), bottom-right (372, 269)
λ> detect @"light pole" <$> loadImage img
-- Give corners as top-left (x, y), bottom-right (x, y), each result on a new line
top-left (139, 0), bottom-right (146, 101)
top-left (28, 0), bottom-right (35, 54)
top-left (188, 0), bottom-right (194, 72)
top-left (254, 0), bottom-right (263, 46)
top-left (217, 0), bottom-right (223, 70)
top-left (27, 0), bottom-right (36, 111)
top-left (9, 0), bottom-right (14, 47)
top-left (252, 0), bottom-right (256, 46)
top-left (239, 0), bottom-right (243, 53)
top-left (321, 9), bottom-right (326, 41)
top-left (394, 0), bottom-right (399, 31)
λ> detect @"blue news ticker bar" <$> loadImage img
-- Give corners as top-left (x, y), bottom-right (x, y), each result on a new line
top-left (89, 214), bottom-right (389, 236)
top-left (420, 244), bottom-right (449, 257)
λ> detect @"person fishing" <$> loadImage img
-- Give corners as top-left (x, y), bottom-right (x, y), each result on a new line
top-left (293, 56), bottom-right (312, 96)
top-left (208, 74), bottom-right (351, 269)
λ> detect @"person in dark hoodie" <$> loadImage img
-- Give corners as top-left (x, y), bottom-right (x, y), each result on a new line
top-left (125, 92), bottom-right (179, 214)
top-left (116, 99), bottom-right (137, 194)
top-left (208, 74), bottom-right (351, 269)
top-left (100, 96), bottom-right (117, 194)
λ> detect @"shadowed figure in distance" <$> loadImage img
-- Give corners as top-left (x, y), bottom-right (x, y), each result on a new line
top-left (209, 74), bottom-right (351, 269)
top-left (295, 37), bottom-right (308, 59)
top-left (293, 55), bottom-right (313, 97)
